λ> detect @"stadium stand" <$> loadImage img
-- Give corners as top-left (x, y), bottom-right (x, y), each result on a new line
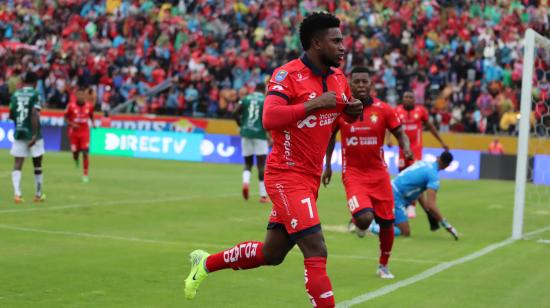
top-left (0, 0), bottom-right (548, 135)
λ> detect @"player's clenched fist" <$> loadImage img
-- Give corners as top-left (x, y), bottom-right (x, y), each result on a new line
top-left (344, 98), bottom-right (363, 117)
top-left (314, 91), bottom-right (338, 109)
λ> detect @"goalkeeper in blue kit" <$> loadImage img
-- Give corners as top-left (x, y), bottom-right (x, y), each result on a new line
top-left (367, 151), bottom-right (459, 240)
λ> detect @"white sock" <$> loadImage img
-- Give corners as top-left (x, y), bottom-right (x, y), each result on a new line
top-left (242, 170), bottom-right (251, 184)
top-left (12, 170), bottom-right (22, 197)
top-left (259, 181), bottom-right (267, 197)
top-left (34, 169), bottom-right (43, 197)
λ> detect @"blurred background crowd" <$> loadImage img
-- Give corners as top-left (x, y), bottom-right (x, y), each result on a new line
top-left (0, 0), bottom-right (549, 135)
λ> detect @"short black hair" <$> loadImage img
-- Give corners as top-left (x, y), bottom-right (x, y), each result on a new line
top-left (24, 71), bottom-right (38, 84)
top-left (255, 83), bottom-right (265, 92)
top-left (440, 151), bottom-right (454, 165)
top-left (350, 67), bottom-right (370, 75)
top-left (299, 12), bottom-right (340, 50)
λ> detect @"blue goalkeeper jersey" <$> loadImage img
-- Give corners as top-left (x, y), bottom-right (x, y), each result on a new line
top-left (392, 161), bottom-right (440, 204)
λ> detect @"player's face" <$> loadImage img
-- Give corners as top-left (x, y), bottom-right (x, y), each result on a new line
top-left (350, 72), bottom-right (371, 100)
top-left (318, 28), bottom-right (345, 68)
top-left (403, 92), bottom-right (415, 109)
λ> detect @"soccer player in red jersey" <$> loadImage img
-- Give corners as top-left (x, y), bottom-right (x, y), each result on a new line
top-left (322, 67), bottom-right (413, 279)
top-left (184, 12), bottom-right (363, 307)
top-left (393, 91), bottom-right (448, 217)
top-left (64, 86), bottom-right (95, 183)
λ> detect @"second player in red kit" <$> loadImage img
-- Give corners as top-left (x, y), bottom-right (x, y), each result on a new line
top-left (64, 86), bottom-right (95, 182)
top-left (394, 91), bottom-right (448, 171)
top-left (323, 67), bottom-right (413, 279)
top-left (184, 12), bottom-right (363, 308)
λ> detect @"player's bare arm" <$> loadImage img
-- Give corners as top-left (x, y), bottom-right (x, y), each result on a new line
top-left (425, 189), bottom-right (458, 240)
top-left (266, 130), bottom-right (273, 147)
top-left (322, 128), bottom-right (339, 187)
top-left (390, 126), bottom-right (413, 161)
top-left (425, 120), bottom-right (449, 150)
top-left (28, 107), bottom-right (40, 148)
top-left (90, 108), bottom-right (96, 129)
top-left (232, 103), bottom-right (243, 127)
top-left (385, 130), bottom-right (393, 147)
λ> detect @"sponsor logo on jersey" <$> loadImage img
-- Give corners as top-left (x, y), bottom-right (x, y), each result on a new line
top-left (291, 218), bottom-right (298, 229)
top-left (274, 70), bottom-right (288, 82)
top-left (308, 92), bottom-right (317, 100)
top-left (297, 115), bottom-right (317, 128)
top-left (342, 93), bottom-right (348, 103)
top-left (346, 136), bottom-right (377, 146)
top-left (296, 72), bottom-right (309, 81)
top-left (271, 84), bottom-right (284, 91)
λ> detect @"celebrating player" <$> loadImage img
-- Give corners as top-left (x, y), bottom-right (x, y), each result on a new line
top-left (368, 152), bottom-right (459, 241)
top-left (232, 83), bottom-right (272, 203)
top-left (184, 12), bottom-right (363, 307)
top-left (64, 86), bottom-right (96, 183)
top-left (322, 67), bottom-right (413, 279)
top-left (9, 72), bottom-right (46, 203)
top-left (392, 91), bottom-right (448, 218)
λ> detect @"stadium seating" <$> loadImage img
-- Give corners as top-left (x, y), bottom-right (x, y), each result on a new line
top-left (0, 0), bottom-right (548, 135)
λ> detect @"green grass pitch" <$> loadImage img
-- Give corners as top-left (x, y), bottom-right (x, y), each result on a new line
top-left (0, 150), bottom-right (549, 307)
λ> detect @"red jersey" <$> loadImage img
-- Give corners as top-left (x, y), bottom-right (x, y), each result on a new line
top-left (338, 98), bottom-right (401, 176)
top-left (394, 104), bottom-right (429, 148)
top-left (65, 102), bottom-right (94, 134)
top-left (265, 55), bottom-right (352, 177)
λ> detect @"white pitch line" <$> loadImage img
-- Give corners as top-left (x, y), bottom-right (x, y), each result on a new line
top-left (0, 192), bottom-right (241, 214)
top-left (537, 239), bottom-right (550, 244)
top-left (0, 224), bottom-right (228, 249)
top-left (0, 224), bottom-right (440, 264)
top-left (336, 225), bottom-right (550, 307)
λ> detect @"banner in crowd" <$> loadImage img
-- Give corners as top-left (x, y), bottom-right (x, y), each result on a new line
top-left (0, 122), bottom-right (63, 151)
top-left (0, 107), bottom-right (208, 133)
top-left (91, 128), bottom-right (204, 161)
top-left (325, 144), bottom-right (481, 180)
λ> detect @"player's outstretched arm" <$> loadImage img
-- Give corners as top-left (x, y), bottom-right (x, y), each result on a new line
top-left (425, 189), bottom-right (458, 240)
top-left (390, 126), bottom-right (413, 161)
top-left (90, 108), bottom-right (96, 129)
top-left (425, 121), bottom-right (449, 150)
top-left (322, 129), bottom-right (338, 187)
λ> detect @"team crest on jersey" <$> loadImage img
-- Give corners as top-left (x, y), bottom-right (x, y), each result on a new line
top-left (370, 113), bottom-right (378, 124)
top-left (274, 70), bottom-right (288, 82)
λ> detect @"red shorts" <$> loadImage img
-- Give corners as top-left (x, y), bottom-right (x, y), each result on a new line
top-left (266, 171), bottom-right (321, 239)
top-left (342, 169), bottom-right (394, 221)
top-left (398, 145), bottom-right (422, 171)
top-left (69, 132), bottom-right (90, 152)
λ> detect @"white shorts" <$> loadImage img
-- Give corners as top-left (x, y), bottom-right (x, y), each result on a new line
top-left (241, 137), bottom-right (268, 157)
top-left (10, 139), bottom-right (45, 158)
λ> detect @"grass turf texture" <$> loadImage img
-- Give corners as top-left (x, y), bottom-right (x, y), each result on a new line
top-left (0, 150), bottom-right (548, 307)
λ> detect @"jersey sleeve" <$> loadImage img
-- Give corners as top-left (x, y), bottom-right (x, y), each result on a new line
top-left (426, 169), bottom-right (440, 191)
top-left (384, 104), bottom-right (401, 130)
top-left (266, 68), bottom-right (294, 103)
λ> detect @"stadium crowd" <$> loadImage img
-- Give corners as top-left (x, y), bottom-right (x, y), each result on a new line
top-left (0, 0), bottom-right (549, 135)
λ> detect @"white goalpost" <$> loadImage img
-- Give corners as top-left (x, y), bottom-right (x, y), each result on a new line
top-left (513, 29), bottom-right (550, 239)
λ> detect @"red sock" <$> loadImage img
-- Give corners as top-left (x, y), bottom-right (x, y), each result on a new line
top-left (83, 155), bottom-right (89, 176)
top-left (304, 257), bottom-right (335, 308)
top-left (379, 225), bottom-right (395, 266)
top-left (205, 241), bottom-right (265, 272)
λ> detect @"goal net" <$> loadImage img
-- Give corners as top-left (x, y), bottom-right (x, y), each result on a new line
top-left (513, 29), bottom-right (550, 239)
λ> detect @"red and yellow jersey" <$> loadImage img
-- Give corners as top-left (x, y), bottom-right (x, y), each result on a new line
top-left (65, 102), bottom-right (94, 134)
top-left (338, 98), bottom-right (401, 176)
top-left (394, 104), bottom-right (428, 148)
top-left (265, 55), bottom-right (352, 177)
